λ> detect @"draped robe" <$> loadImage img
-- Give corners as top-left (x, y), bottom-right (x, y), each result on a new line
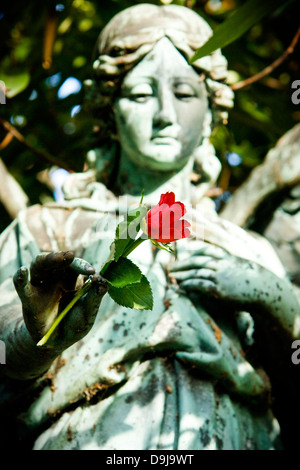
top-left (0, 183), bottom-right (286, 450)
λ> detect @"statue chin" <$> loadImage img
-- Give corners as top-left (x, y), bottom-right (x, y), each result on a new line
top-left (126, 151), bottom-right (191, 173)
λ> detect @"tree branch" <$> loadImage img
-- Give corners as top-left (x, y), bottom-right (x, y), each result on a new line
top-left (0, 158), bottom-right (29, 219)
top-left (0, 118), bottom-right (72, 171)
top-left (43, 8), bottom-right (59, 70)
top-left (231, 26), bottom-right (300, 91)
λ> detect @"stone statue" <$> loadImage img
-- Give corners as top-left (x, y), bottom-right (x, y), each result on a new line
top-left (221, 123), bottom-right (300, 289)
top-left (0, 3), bottom-right (299, 450)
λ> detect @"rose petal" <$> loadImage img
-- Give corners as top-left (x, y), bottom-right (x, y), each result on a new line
top-left (146, 192), bottom-right (190, 243)
top-left (159, 192), bottom-right (175, 207)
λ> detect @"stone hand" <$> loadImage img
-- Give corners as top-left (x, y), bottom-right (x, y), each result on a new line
top-left (13, 251), bottom-right (108, 349)
top-left (169, 244), bottom-right (275, 309)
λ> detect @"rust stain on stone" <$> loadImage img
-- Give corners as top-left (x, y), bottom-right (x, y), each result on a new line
top-left (206, 318), bottom-right (222, 343)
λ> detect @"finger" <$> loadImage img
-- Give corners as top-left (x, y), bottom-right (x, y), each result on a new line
top-left (83, 274), bottom-right (109, 317)
top-left (30, 251), bottom-right (75, 285)
top-left (180, 279), bottom-right (217, 295)
top-left (13, 266), bottom-right (29, 299)
top-left (70, 258), bottom-right (95, 276)
top-left (172, 268), bottom-right (215, 282)
top-left (170, 256), bottom-right (217, 272)
top-left (193, 244), bottom-right (226, 259)
top-left (64, 258), bottom-right (95, 292)
top-left (63, 274), bottom-right (108, 340)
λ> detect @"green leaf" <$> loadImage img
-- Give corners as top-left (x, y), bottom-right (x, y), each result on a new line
top-left (0, 70), bottom-right (31, 98)
top-left (99, 241), bottom-right (116, 276)
top-left (190, 0), bottom-right (289, 63)
top-left (114, 205), bottom-right (147, 262)
top-left (107, 274), bottom-right (153, 311)
top-left (102, 257), bottom-right (142, 288)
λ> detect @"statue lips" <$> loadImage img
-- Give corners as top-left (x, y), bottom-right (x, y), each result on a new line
top-left (151, 136), bottom-right (177, 145)
top-left (151, 129), bottom-right (180, 145)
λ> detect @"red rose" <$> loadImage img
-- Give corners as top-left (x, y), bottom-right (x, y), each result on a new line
top-left (146, 192), bottom-right (191, 243)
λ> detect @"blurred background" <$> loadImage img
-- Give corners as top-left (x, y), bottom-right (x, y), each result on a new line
top-left (0, 0), bottom-right (299, 233)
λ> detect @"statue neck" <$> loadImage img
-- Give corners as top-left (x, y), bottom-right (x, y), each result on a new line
top-left (114, 153), bottom-right (194, 204)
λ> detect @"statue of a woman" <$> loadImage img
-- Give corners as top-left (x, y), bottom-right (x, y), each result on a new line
top-left (0, 4), bottom-right (299, 450)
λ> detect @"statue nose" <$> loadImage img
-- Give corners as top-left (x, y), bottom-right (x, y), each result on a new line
top-left (153, 87), bottom-right (177, 127)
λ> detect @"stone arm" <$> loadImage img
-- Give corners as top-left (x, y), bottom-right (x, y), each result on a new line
top-left (0, 251), bottom-right (107, 381)
top-left (170, 244), bottom-right (300, 342)
top-left (170, 243), bottom-right (300, 447)
top-left (220, 123), bottom-right (300, 228)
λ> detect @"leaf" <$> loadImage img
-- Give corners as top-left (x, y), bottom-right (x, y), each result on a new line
top-left (0, 70), bottom-right (30, 98)
top-left (99, 240), bottom-right (116, 276)
top-left (102, 257), bottom-right (142, 288)
top-left (190, 0), bottom-right (289, 63)
top-left (114, 205), bottom-right (147, 262)
top-left (107, 274), bottom-right (153, 311)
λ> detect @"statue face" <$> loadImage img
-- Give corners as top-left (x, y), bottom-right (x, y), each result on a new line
top-left (114, 38), bottom-right (208, 172)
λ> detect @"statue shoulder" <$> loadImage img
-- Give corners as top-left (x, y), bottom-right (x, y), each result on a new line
top-left (15, 203), bottom-right (101, 254)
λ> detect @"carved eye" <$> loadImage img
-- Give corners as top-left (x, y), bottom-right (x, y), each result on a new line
top-left (129, 83), bottom-right (153, 102)
top-left (173, 83), bottom-right (197, 100)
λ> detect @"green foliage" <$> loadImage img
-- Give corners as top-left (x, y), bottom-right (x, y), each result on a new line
top-left (102, 257), bottom-right (142, 288)
top-left (113, 206), bottom-right (148, 262)
top-left (98, 199), bottom-right (153, 310)
top-left (102, 255), bottom-right (154, 310)
top-left (0, 0), bottom-right (299, 231)
top-left (107, 274), bottom-right (153, 311)
top-left (0, 70), bottom-right (31, 98)
top-left (190, 0), bottom-right (291, 62)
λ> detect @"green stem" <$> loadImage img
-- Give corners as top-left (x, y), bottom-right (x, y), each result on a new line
top-left (122, 236), bottom-right (147, 258)
top-left (36, 276), bottom-right (93, 347)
